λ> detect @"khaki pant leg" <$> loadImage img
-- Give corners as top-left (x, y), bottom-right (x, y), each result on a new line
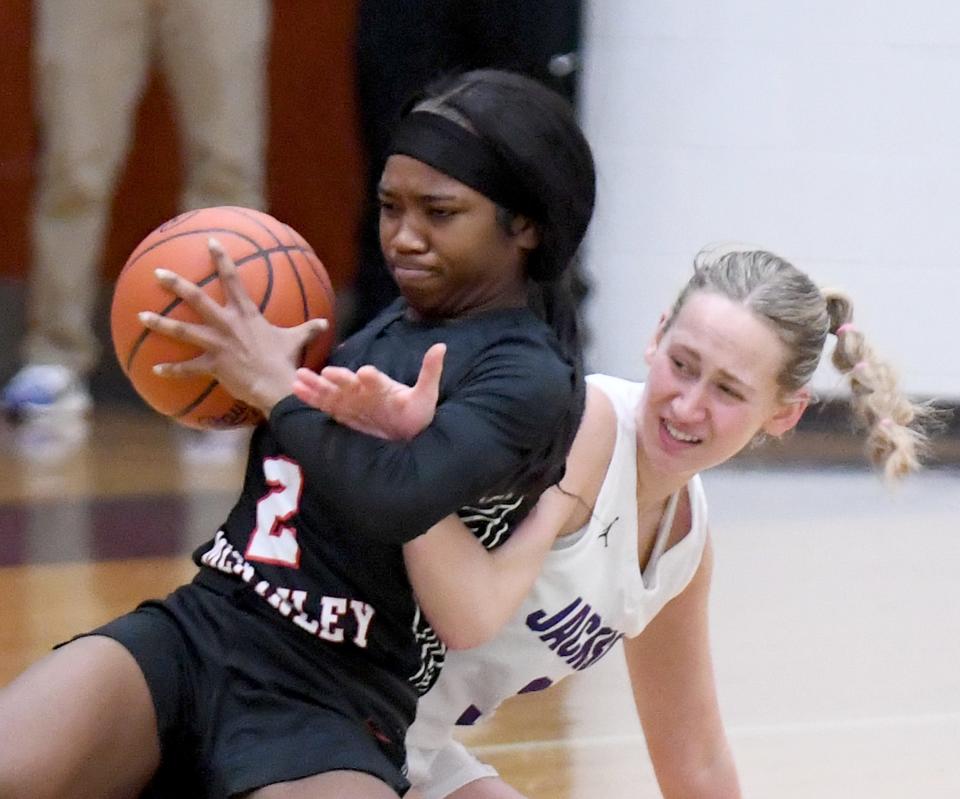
top-left (157, 0), bottom-right (270, 212)
top-left (26, 0), bottom-right (154, 373)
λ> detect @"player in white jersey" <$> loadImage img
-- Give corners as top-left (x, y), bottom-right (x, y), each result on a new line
top-left (294, 244), bottom-right (936, 799)
top-left (404, 372), bottom-right (712, 797)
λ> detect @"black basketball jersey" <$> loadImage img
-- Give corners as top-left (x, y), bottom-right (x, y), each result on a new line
top-left (191, 298), bottom-right (576, 726)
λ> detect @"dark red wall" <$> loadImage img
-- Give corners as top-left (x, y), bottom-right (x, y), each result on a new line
top-left (0, 0), bottom-right (364, 290)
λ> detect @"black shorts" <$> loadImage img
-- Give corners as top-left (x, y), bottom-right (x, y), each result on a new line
top-left (73, 580), bottom-right (411, 798)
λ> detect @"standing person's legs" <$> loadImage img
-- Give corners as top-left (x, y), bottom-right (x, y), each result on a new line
top-left (158, 0), bottom-right (270, 212)
top-left (24, 0), bottom-right (154, 377)
top-left (153, 0), bottom-right (268, 461)
top-left (0, 637), bottom-right (162, 798)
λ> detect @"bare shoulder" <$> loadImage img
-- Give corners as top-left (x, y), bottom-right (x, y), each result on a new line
top-left (582, 382), bottom-right (618, 437)
top-left (560, 383), bottom-right (618, 500)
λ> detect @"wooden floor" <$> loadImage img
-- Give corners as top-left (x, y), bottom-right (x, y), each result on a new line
top-left (1, 408), bottom-right (959, 797)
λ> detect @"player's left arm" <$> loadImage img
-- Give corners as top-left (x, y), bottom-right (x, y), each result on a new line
top-left (269, 339), bottom-right (577, 544)
top-left (292, 343), bottom-right (446, 441)
top-left (623, 536), bottom-right (742, 798)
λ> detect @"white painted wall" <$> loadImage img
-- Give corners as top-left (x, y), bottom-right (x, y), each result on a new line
top-left (579, 1), bottom-right (960, 398)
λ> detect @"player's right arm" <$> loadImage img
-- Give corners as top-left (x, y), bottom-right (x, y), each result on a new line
top-left (145, 243), bottom-right (569, 549)
top-left (403, 478), bottom-right (572, 650)
top-left (623, 538), bottom-right (742, 798)
top-left (401, 383), bottom-right (613, 649)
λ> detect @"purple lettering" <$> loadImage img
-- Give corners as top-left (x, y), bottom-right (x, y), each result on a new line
top-left (576, 631), bottom-right (625, 670)
top-left (526, 597), bottom-right (583, 632)
top-left (538, 604), bottom-right (591, 651)
top-left (557, 614), bottom-right (601, 658)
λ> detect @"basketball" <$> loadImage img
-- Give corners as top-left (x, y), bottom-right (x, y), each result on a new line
top-left (110, 206), bottom-right (336, 429)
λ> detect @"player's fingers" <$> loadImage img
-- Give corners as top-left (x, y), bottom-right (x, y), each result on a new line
top-left (318, 366), bottom-right (361, 392)
top-left (138, 310), bottom-right (219, 350)
top-left (154, 268), bottom-right (226, 325)
top-left (208, 238), bottom-right (259, 316)
top-left (355, 365), bottom-right (392, 392)
top-left (295, 369), bottom-right (341, 392)
top-left (413, 343), bottom-right (446, 397)
top-left (152, 353), bottom-right (213, 378)
top-left (292, 378), bottom-right (319, 406)
top-left (290, 318), bottom-right (330, 347)
top-left (294, 367), bottom-right (324, 391)
top-left (292, 373), bottom-right (339, 409)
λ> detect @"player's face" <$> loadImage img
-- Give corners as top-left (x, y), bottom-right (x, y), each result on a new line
top-left (638, 291), bottom-right (807, 478)
top-left (378, 155), bottom-right (537, 319)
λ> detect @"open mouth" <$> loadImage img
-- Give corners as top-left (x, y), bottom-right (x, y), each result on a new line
top-left (663, 419), bottom-right (703, 444)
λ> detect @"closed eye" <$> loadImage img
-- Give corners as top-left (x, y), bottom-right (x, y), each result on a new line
top-left (378, 198), bottom-right (399, 215)
top-left (717, 383), bottom-right (745, 401)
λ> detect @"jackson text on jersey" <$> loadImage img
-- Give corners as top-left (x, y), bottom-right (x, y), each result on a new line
top-left (526, 596), bottom-right (624, 670)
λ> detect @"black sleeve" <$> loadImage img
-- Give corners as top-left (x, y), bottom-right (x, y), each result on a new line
top-left (268, 340), bottom-right (572, 544)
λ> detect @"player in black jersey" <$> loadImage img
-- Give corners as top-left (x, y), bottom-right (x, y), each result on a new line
top-left (0, 70), bottom-right (596, 799)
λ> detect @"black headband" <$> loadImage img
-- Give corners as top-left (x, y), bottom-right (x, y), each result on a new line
top-left (387, 111), bottom-right (535, 216)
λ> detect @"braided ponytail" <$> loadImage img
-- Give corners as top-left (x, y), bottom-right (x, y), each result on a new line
top-left (824, 290), bottom-right (933, 480)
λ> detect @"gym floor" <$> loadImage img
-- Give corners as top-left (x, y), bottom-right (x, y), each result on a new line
top-left (1, 408), bottom-right (958, 797)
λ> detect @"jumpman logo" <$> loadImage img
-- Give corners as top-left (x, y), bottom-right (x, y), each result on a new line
top-left (598, 517), bottom-right (619, 548)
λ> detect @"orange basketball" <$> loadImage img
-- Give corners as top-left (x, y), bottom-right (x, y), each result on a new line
top-left (111, 206), bottom-right (336, 429)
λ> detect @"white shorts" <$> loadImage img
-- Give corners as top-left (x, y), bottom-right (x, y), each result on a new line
top-left (407, 739), bottom-right (499, 799)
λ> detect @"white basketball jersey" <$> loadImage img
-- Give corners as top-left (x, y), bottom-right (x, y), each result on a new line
top-left (406, 374), bottom-right (709, 761)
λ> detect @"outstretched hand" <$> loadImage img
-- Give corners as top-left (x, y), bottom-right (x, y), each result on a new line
top-left (137, 238), bottom-right (329, 414)
top-left (293, 343), bottom-right (446, 441)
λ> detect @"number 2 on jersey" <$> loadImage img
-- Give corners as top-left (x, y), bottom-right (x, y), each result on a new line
top-left (245, 457), bottom-right (304, 567)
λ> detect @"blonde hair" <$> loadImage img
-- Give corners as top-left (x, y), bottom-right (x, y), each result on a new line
top-left (666, 244), bottom-right (934, 480)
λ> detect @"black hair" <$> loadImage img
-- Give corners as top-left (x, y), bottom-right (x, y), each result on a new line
top-left (410, 68), bottom-right (596, 496)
